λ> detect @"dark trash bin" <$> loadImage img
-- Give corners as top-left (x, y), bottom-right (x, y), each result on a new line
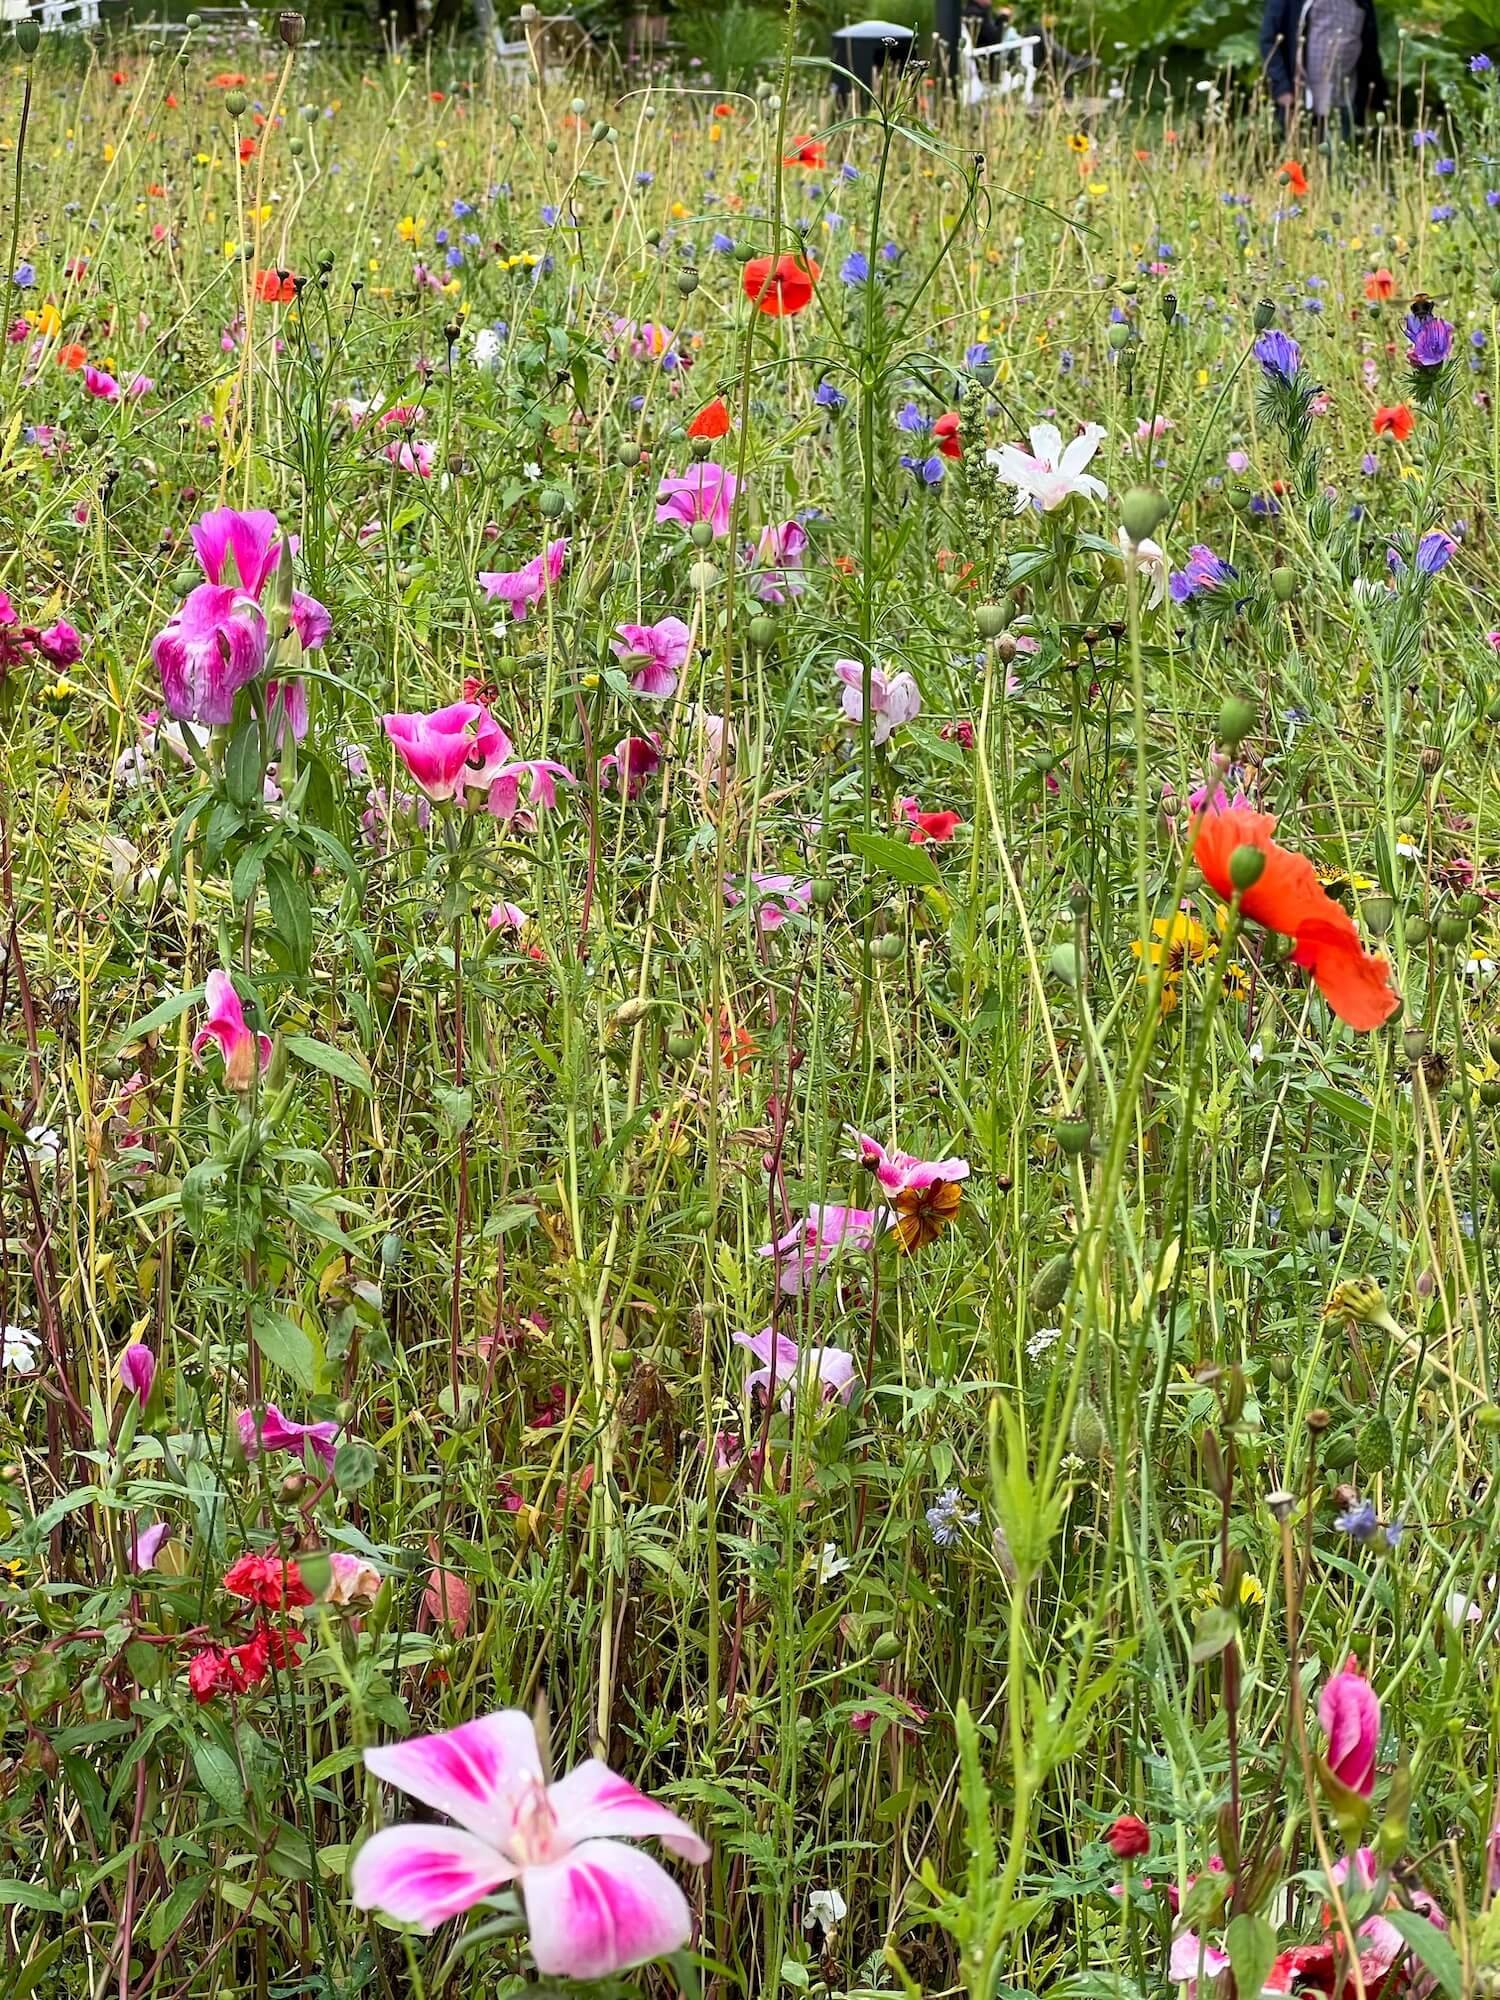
top-left (829, 18), bottom-right (916, 97)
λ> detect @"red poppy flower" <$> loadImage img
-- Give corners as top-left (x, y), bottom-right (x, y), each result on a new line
top-left (910, 810), bottom-right (962, 844)
top-left (238, 136), bottom-right (257, 162)
top-left (687, 397), bottom-right (731, 439)
top-left (1194, 805), bottom-right (1398, 1030)
top-left (1280, 159), bottom-right (1309, 197)
top-left (1372, 403), bottom-right (1413, 440)
top-left (1364, 267), bottom-right (1395, 302)
top-left (742, 252), bottom-right (819, 317)
top-left (56, 343), bottom-right (87, 371)
top-left (932, 411), bottom-right (961, 459)
top-left (714, 102), bottom-right (734, 117)
top-left (256, 269), bottom-right (296, 304)
top-left (211, 71), bottom-right (247, 87)
top-left (782, 134), bottom-right (826, 168)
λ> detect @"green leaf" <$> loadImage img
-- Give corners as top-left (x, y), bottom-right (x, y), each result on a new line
top-left (223, 715), bottom-right (264, 810)
top-left (848, 831), bottom-right (942, 890)
top-left (114, 985), bottom-right (202, 1051)
top-left (1190, 1605), bottom-right (1240, 1664)
top-left (1384, 1912), bottom-right (1462, 2000)
top-left (265, 857), bottom-right (312, 974)
top-left (190, 1739), bottom-right (245, 1820)
top-left (286, 1034), bottom-right (371, 1096)
top-left (1226, 1912), bottom-right (1278, 2000)
top-left (333, 1440), bottom-right (378, 1493)
top-left (250, 1306), bottom-right (321, 1393)
top-left (0, 1881), bottom-right (63, 1912)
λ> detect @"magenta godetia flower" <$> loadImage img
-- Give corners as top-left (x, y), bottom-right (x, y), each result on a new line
top-left (724, 873), bottom-right (815, 932)
top-left (599, 733), bottom-right (661, 799)
top-left (192, 971), bottom-right (273, 1092)
top-left (478, 539), bottom-right (568, 621)
top-left (610, 616), bottom-right (691, 699)
top-left (655, 462), bottom-right (738, 538)
top-left (237, 1403), bottom-right (340, 1470)
top-left (747, 519), bottom-right (808, 602)
top-left (733, 1326), bottom-right (857, 1408)
top-left (119, 1342), bottom-right (155, 1402)
top-left (756, 1205), bottom-right (877, 1294)
top-left (833, 659), bottom-right (921, 746)
top-left (847, 1128), bottom-right (971, 1196)
top-left (1318, 1656), bottom-right (1379, 1797)
top-left (383, 702), bottom-right (512, 803)
top-left (350, 1707), bottom-right (709, 1978)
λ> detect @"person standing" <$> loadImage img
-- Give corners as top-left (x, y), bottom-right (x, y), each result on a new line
top-left (1260, 0), bottom-right (1388, 134)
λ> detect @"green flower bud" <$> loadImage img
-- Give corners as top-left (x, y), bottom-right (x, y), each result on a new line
top-left (1107, 320), bottom-right (1132, 352)
top-left (747, 614), bottom-right (776, 649)
top-left (14, 19), bottom-right (39, 52)
top-left (1071, 1396), bottom-right (1107, 1461)
top-left (1270, 566), bottom-right (1297, 603)
top-left (539, 489), bottom-right (567, 521)
top-left (1119, 486), bottom-right (1168, 544)
top-left (1055, 1116), bottom-right (1091, 1156)
top-left (871, 1630), bottom-right (903, 1662)
top-left (224, 89), bottom-right (248, 117)
top-left (687, 560), bottom-right (720, 591)
top-left (689, 519), bottom-right (715, 549)
top-left (809, 879), bottom-right (834, 908)
top-left (1218, 693), bottom-right (1257, 747)
top-left (974, 601), bottom-right (1008, 637)
top-left (1229, 844), bottom-right (1267, 893)
top-left (617, 441), bottom-right (641, 468)
top-left (676, 270), bottom-right (699, 296)
top-left (1361, 894), bottom-right (1394, 936)
top-left (1357, 1413), bottom-right (1393, 1474)
top-left (1253, 298), bottom-right (1276, 332)
top-left (1030, 1248), bottom-right (1074, 1313)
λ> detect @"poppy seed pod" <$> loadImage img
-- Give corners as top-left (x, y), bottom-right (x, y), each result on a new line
top-left (1217, 693), bottom-right (1257, 746)
top-left (1119, 486), bottom-right (1167, 544)
top-left (278, 9), bottom-right (305, 45)
top-left (1270, 566), bottom-right (1297, 602)
top-left (1253, 298), bottom-right (1276, 331)
top-left (1107, 320), bottom-right (1132, 352)
top-left (14, 18), bottom-right (39, 52)
top-left (974, 602), bottom-right (1007, 638)
top-left (1229, 844), bottom-right (1267, 893)
top-left (224, 89), bottom-right (248, 117)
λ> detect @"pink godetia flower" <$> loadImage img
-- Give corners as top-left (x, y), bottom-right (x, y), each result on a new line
top-left (350, 1708), bottom-right (710, 1977)
top-left (237, 1402), bottom-right (340, 1470)
top-left (600, 733), bottom-right (661, 799)
top-left (192, 971), bottom-right (272, 1091)
top-left (119, 1342), bottom-right (155, 1401)
top-left (384, 438), bottom-right (436, 477)
top-left (756, 1204), bottom-right (877, 1293)
top-left (847, 1129), bottom-right (971, 1197)
top-left (485, 756), bottom-right (576, 823)
top-left (190, 506), bottom-right (331, 653)
top-left (655, 461), bottom-right (738, 538)
top-left (1134, 414), bottom-right (1174, 444)
top-left (1327, 1847), bottom-right (1449, 1991)
top-left (383, 702), bottom-right (511, 803)
top-left (152, 582), bottom-right (269, 726)
top-left (986, 421), bottom-right (1108, 513)
top-left (478, 538), bottom-right (568, 621)
top-left (733, 1326), bottom-right (857, 1408)
top-left (724, 873), bottom-right (814, 932)
top-left (488, 901), bottom-right (530, 933)
top-left (129, 1518), bottom-right (171, 1572)
top-left (1318, 1656), bottom-right (1379, 1797)
top-left (325, 1552), bottom-right (383, 1606)
top-left (834, 659), bottom-right (921, 746)
top-left (610, 616), bottom-right (691, 699)
top-left (37, 619), bottom-right (82, 666)
top-left (84, 365), bottom-right (121, 399)
top-left (1169, 1931), bottom-right (1230, 1997)
top-left (748, 519), bottom-right (809, 602)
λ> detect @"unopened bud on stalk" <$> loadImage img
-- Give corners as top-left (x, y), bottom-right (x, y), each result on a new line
top-left (1217, 693), bottom-right (1256, 747)
top-left (14, 19), bottom-right (39, 52)
top-left (1253, 298), bottom-right (1276, 332)
top-left (224, 89), bottom-right (248, 117)
top-left (1107, 320), bottom-right (1131, 352)
top-left (1119, 485), bottom-right (1168, 544)
top-left (973, 601), bottom-right (1007, 638)
top-left (1361, 894), bottom-right (1394, 936)
top-left (1270, 566), bottom-right (1297, 603)
top-left (1229, 845), bottom-right (1266, 893)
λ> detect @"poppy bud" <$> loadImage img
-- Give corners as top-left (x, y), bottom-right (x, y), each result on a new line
top-left (1119, 486), bottom-right (1167, 544)
top-left (1217, 693), bottom-right (1256, 747)
top-left (1270, 566), bottom-right (1297, 602)
top-left (185, 10), bottom-right (201, 23)
top-left (1437, 913), bottom-right (1467, 948)
top-left (1107, 321), bottom-right (1131, 352)
top-left (1253, 298), bottom-right (1276, 331)
top-left (689, 519), bottom-right (714, 549)
top-left (278, 9), bottom-right (305, 45)
top-left (616, 441), bottom-right (641, 469)
top-left (1071, 1396), bottom-right (1107, 1461)
top-left (1419, 745), bottom-right (1443, 775)
top-left (1268, 1352), bottom-right (1293, 1382)
top-left (1229, 844), bottom-right (1266, 893)
top-left (871, 1631), bottom-right (903, 1662)
top-left (687, 561), bottom-right (720, 591)
top-left (1161, 291), bottom-right (1177, 324)
top-left (224, 89), bottom-right (248, 117)
top-left (1361, 894), bottom-right (1394, 936)
top-left (1030, 1248), bottom-right (1073, 1313)
top-left (748, 615), bottom-right (776, 649)
top-left (974, 601), bottom-right (1007, 638)
top-left (1104, 1814), bottom-right (1151, 1860)
top-left (1403, 916), bottom-right (1428, 945)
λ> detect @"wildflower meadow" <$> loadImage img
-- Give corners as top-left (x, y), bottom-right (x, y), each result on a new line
top-left (3, 18), bottom-right (1500, 2000)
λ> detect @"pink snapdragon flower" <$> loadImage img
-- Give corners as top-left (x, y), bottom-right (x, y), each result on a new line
top-left (383, 702), bottom-right (510, 803)
top-left (478, 539), bottom-right (568, 621)
top-left (1318, 1656), bottom-right (1379, 1797)
top-left (37, 619), bottom-right (82, 666)
top-left (350, 1708), bottom-right (709, 1977)
top-left (848, 1129), bottom-right (971, 1195)
top-left (237, 1403), bottom-right (340, 1469)
top-left (152, 583), bottom-right (269, 726)
top-left (748, 519), bottom-right (808, 602)
top-left (756, 1205), bottom-right (877, 1293)
top-left (733, 1326), bottom-right (856, 1407)
top-left (655, 462), bottom-right (738, 538)
top-left (833, 659), bottom-right (921, 745)
top-left (192, 971), bottom-right (272, 1091)
top-left (611, 616), bottom-right (691, 699)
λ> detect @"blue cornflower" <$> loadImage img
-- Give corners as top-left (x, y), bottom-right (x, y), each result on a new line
top-left (814, 376), bottom-right (846, 411)
top-left (1473, 52), bottom-right (1493, 71)
top-left (711, 231), bottom-right (735, 253)
top-left (840, 251), bottom-right (869, 284)
top-left (540, 203), bottom-right (558, 225)
top-left (434, 228), bottom-right (449, 246)
top-left (965, 340), bottom-right (991, 367)
top-left (880, 240), bottom-right (900, 261)
top-left (452, 198), bottom-right (474, 217)
top-left (926, 1487), bottom-right (978, 1547)
top-left (10, 262), bottom-right (34, 289)
top-left (635, 170), bottom-right (654, 187)
top-left (840, 161), bottom-right (859, 180)
top-left (1434, 157), bottom-right (1456, 175)
top-left (1335, 1498), bottom-right (1380, 1543)
top-left (1252, 328), bottom-right (1302, 380)
top-left (1431, 204), bottom-right (1455, 222)
top-left (1412, 128), bottom-right (1439, 147)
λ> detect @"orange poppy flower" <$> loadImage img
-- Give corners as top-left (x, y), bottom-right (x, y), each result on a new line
top-left (1194, 806), bottom-right (1398, 1030)
top-left (932, 411), bottom-right (961, 460)
top-left (714, 102), bottom-right (734, 117)
top-left (256, 269), bottom-right (296, 304)
top-left (891, 1179), bottom-right (962, 1252)
top-left (1372, 403), bottom-right (1413, 440)
top-left (742, 252), bottom-right (819, 317)
top-left (1280, 159), bottom-right (1308, 197)
top-left (782, 134), bottom-right (826, 169)
top-left (211, 71), bottom-right (247, 87)
top-left (687, 397), bottom-right (730, 440)
top-left (1364, 268), bottom-right (1395, 301)
top-left (57, 344), bottom-right (87, 371)
top-left (238, 137), bottom-right (257, 162)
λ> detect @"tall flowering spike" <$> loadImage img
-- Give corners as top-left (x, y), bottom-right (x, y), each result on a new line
top-left (1193, 806), bottom-right (1398, 1030)
top-left (191, 971), bottom-right (273, 1092)
top-left (351, 1708), bottom-right (708, 1978)
top-left (1318, 1657), bottom-right (1380, 1797)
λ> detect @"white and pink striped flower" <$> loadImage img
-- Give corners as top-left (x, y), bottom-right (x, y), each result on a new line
top-left (350, 1708), bottom-right (709, 1979)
